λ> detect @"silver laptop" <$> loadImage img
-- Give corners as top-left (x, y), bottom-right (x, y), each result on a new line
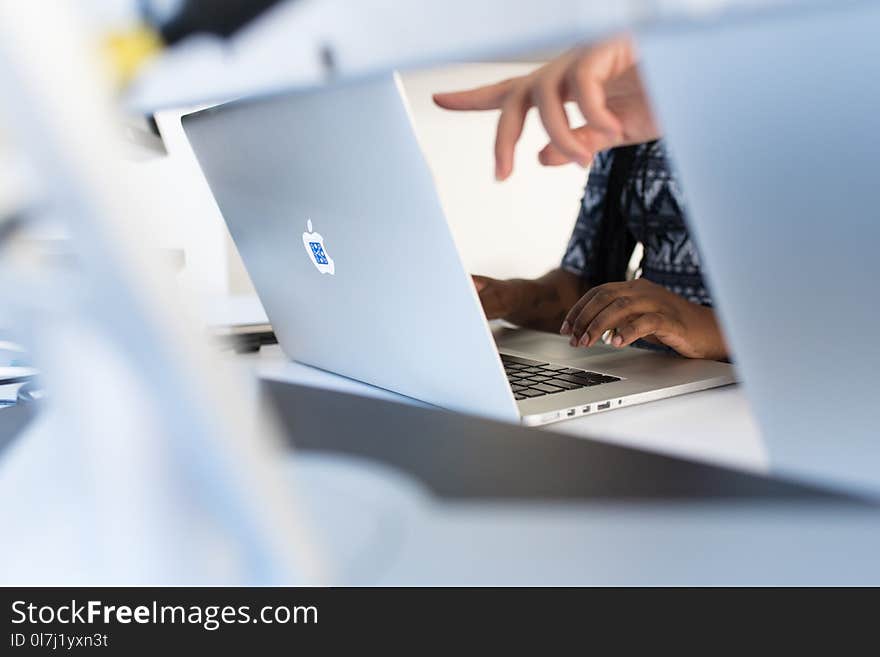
top-left (182, 74), bottom-right (734, 426)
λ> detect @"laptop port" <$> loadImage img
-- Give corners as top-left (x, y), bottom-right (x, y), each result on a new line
top-left (582, 405), bottom-right (591, 413)
top-left (566, 409), bottom-right (576, 417)
top-left (597, 401), bottom-right (611, 410)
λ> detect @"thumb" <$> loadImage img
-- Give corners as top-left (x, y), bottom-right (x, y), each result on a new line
top-left (537, 125), bottom-right (619, 167)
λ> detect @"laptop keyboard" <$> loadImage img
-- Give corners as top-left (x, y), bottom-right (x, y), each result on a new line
top-left (501, 354), bottom-right (621, 401)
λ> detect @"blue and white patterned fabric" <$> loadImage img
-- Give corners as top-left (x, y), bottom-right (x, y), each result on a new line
top-left (561, 140), bottom-right (713, 306)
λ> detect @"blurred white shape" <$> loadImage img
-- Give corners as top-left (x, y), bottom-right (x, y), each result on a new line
top-left (0, 1), bottom-right (323, 584)
top-left (126, 0), bottom-right (631, 111)
top-left (126, 0), bottom-right (822, 112)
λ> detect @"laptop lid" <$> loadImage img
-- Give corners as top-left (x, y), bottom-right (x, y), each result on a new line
top-left (182, 74), bottom-right (519, 422)
top-left (638, 2), bottom-right (880, 495)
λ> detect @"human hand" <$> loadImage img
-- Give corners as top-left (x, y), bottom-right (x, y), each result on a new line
top-left (472, 274), bottom-right (523, 320)
top-left (432, 34), bottom-right (660, 180)
top-left (559, 279), bottom-right (728, 361)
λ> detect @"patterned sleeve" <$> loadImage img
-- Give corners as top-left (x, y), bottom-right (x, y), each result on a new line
top-left (560, 149), bottom-right (615, 282)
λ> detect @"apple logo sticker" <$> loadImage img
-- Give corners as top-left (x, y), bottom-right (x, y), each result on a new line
top-left (302, 219), bottom-right (335, 275)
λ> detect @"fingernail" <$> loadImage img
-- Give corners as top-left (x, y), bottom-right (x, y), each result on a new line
top-left (560, 321), bottom-right (570, 335)
top-left (579, 332), bottom-right (591, 347)
top-left (612, 335), bottom-right (623, 347)
top-left (569, 336), bottom-right (578, 347)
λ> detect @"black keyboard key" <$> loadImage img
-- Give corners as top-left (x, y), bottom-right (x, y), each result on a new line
top-left (529, 383), bottom-right (565, 394)
top-left (554, 373), bottom-right (593, 386)
top-left (524, 363), bottom-right (621, 386)
top-left (579, 376), bottom-right (612, 387)
top-left (572, 375), bottom-right (609, 387)
top-left (519, 389), bottom-right (545, 398)
top-left (501, 355), bottom-right (548, 367)
top-left (548, 378), bottom-right (582, 390)
top-left (514, 393), bottom-right (526, 400)
top-left (511, 385), bottom-right (528, 392)
top-left (579, 373), bottom-right (617, 384)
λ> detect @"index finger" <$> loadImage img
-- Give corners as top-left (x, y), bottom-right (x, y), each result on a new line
top-left (432, 78), bottom-right (516, 111)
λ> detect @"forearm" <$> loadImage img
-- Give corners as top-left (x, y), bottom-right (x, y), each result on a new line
top-left (504, 269), bottom-right (588, 333)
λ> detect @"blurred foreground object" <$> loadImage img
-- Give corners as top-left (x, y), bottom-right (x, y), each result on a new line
top-left (636, 0), bottom-right (880, 495)
top-left (104, 23), bottom-right (163, 87)
top-left (127, 0), bottom-right (808, 112)
top-left (104, 0), bottom-right (287, 88)
top-left (156, 0), bottom-right (285, 44)
top-left (0, 1), bottom-right (322, 584)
